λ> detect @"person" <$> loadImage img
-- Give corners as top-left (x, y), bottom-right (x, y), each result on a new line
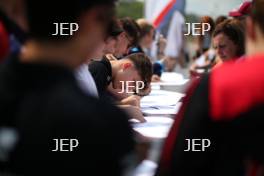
top-left (75, 19), bottom-right (146, 122)
top-left (0, 18), bottom-right (9, 61)
top-left (190, 18), bottom-right (245, 76)
top-left (196, 16), bottom-right (215, 57)
top-left (0, 0), bottom-right (28, 62)
top-left (105, 17), bottom-right (140, 60)
top-left (75, 19), bottom-right (124, 98)
top-left (189, 16), bottom-right (215, 77)
top-left (75, 63), bottom-right (99, 98)
top-left (130, 18), bottom-right (155, 54)
top-left (89, 53), bottom-right (153, 98)
top-left (155, 0), bottom-right (264, 175)
top-left (103, 19), bottom-right (125, 58)
top-left (191, 18), bottom-right (245, 76)
top-left (89, 53), bottom-right (152, 122)
top-left (164, 10), bottom-right (186, 71)
top-left (212, 19), bottom-right (245, 66)
top-left (129, 18), bottom-right (163, 81)
top-left (119, 17), bottom-right (141, 55)
top-left (0, 0), bottom-right (135, 175)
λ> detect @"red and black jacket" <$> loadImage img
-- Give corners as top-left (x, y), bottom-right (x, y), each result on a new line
top-left (156, 54), bottom-right (264, 176)
top-left (0, 10), bottom-right (28, 63)
top-left (0, 20), bottom-right (9, 61)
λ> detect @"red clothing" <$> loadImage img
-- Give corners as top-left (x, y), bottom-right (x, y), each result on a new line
top-left (0, 20), bottom-right (9, 61)
top-left (156, 54), bottom-right (264, 176)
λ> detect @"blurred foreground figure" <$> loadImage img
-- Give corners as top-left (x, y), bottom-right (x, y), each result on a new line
top-left (0, 0), bottom-right (135, 175)
top-left (156, 0), bottom-right (264, 175)
top-left (0, 0), bottom-right (28, 62)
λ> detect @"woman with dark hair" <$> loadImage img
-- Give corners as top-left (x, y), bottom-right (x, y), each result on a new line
top-left (105, 18), bottom-right (140, 60)
top-left (212, 19), bottom-right (245, 65)
top-left (189, 19), bottom-right (245, 76)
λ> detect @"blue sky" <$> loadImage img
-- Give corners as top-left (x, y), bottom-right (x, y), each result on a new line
top-left (186, 0), bottom-right (244, 18)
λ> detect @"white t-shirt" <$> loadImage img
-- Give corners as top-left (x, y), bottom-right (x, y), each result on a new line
top-left (75, 64), bottom-right (98, 98)
top-left (165, 11), bottom-right (185, 58)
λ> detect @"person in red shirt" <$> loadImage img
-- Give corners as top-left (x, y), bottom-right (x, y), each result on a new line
top-left (156, 0), bottom-right (264, 175)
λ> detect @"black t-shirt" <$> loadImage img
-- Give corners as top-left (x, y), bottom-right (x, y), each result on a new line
top-left (0, 55), bottom-right (134, 175)
top-left (89, 56), bottom-right (112, 95)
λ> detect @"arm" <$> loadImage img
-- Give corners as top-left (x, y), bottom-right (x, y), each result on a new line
top-left (118, 104), bottom-right (146, 123)
top-left (107, 83), bottom-right (130, 100)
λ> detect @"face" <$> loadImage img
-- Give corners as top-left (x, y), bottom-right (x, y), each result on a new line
top-left (75, 6), bottom-right (115, 64)
top-left (103, 37), bottom-right (118, 55)
top-left (113, 61), bottom-right (142, 92)
top-left (213, 33), bottom-right (238, 61)
top-left (90, 42), bottom-right (105, 59)
top-left (142, 28), bottom-right (155, 49)
top-left (1, 0), bottom-right (28, 32)
top-left (114, 32), bottom-right (132, 58)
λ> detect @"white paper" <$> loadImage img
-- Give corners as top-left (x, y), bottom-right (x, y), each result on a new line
top-left (141, 102), bottom-right (182, 116)
top-left (151, 72), bottom-right (189, 86)
top-left (161, 72), bottom-right (184, 82)
top-left (132, 116), bottom-right (174, 138)
top-left (151, 79), bottom-right (189, 86)
top-left (141, 90), bottom-right (184, 107)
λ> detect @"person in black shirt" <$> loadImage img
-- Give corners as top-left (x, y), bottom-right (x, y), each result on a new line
top-left (89, 53), bottom-right (153, 123)
top-left (89, 56), bottom-right (113, 94)
top-left (0, 0), bottom-right (135, 175)
top-left (129, 19), bottom-right (164, 81)
top-left (89, 53), bottom-right (153, 97)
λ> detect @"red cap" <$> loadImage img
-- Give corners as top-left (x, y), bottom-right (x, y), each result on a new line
top-left (229, 1), bottom-right (252, 17)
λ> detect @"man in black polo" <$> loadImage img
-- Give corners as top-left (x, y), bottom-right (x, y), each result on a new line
top-left (0, 0), bottom-right (134, 175)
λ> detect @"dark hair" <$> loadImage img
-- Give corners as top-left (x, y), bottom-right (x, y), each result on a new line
top-left (250, 0), bottom-right (264, 34)
top-left (25, 0), bottom-right (117, 41)
top-left (119, 17), bottom-right (141, 47)
top-left (107, 19), bottom-right (124, 38)
top-left (125, 53), bottom-right (153, 89)
top-left (213, 19), bottom-right (245, 57)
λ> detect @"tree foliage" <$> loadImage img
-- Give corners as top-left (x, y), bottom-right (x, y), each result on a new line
top-left (117, 1), bottom-right (144, 19)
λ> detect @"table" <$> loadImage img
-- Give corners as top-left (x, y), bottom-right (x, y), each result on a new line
top-left (131, 72), bottom-right (190, 176)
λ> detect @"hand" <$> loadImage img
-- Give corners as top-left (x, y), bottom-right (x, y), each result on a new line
top-left (151, 74), bottom-right (161, 82)
top-left (120, 105), bottom-right (146, 123)
top-left (120, 95), bottom-right (141, 107)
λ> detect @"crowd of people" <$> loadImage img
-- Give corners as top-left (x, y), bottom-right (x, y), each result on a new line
top-left (0, 0), bottom-right (264, 175)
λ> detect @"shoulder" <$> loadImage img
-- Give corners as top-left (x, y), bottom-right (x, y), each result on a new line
top-left (210, 54), bottom-right (264, 120)
top-left (89, 57), bottom-right (112, 92)
top-left (29, 81), bottom-right (134, 145)
top-left (89, 57), bottom-right (111, 72)
top-left (51, 84), bottom-right (134, 141)
top-left (48, 82), bottom-right (128, 122)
